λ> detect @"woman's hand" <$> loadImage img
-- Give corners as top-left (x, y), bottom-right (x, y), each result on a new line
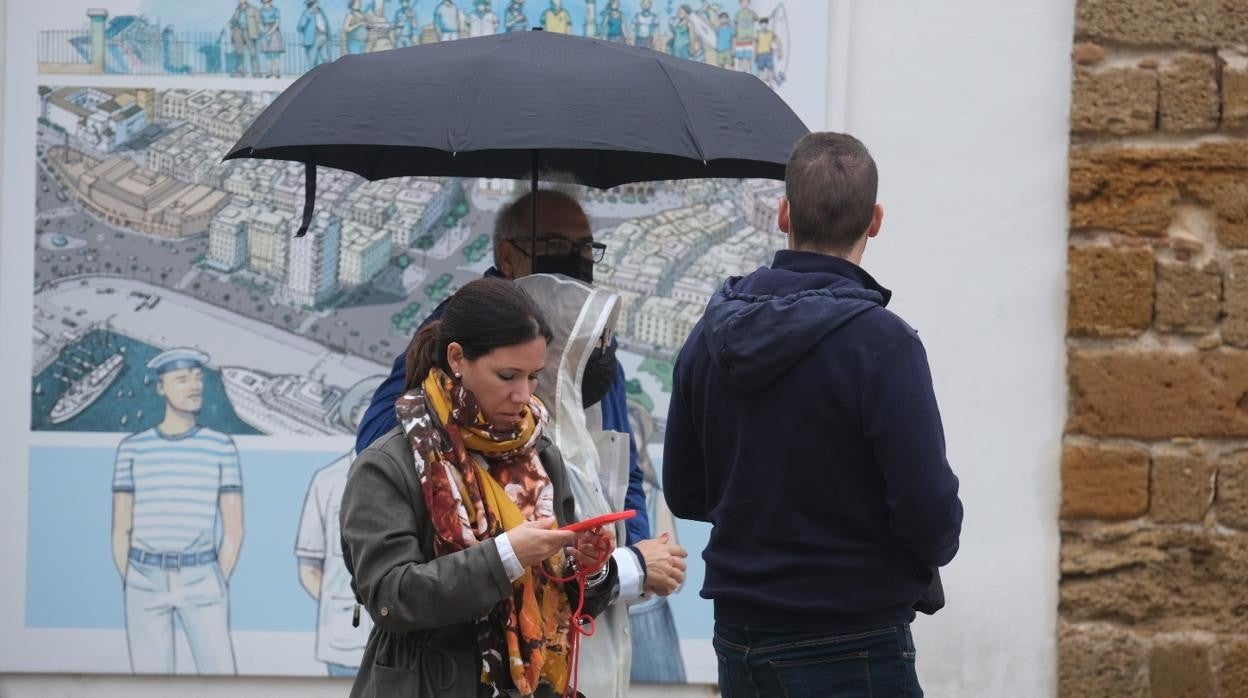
top-left (508, 518), bottom-right (577, 569)
top-left (568, 527), bottom-right (615, 571)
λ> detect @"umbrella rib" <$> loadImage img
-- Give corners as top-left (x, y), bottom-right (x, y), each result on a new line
top-left (447, 50), bottom-right (492, 155)
top-left (653, 59), bottom-right (707, 163)
top-left (230, 63), bottom-right (328, 156)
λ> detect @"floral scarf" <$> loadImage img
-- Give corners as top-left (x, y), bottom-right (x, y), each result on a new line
top-left (395, 368), bottom-right (572, 697)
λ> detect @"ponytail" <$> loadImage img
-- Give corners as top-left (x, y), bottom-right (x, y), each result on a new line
top-left (404, 320), bottom-right (441, 393)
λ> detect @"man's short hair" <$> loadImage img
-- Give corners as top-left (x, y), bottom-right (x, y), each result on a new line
top-left (784, 132), bottom-right (878, 254)
top-left (492, 187), bottom-right (585, 264)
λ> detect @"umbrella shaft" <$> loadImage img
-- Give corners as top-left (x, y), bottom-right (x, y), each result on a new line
top-left (531, 151), bottom-right (539, 255)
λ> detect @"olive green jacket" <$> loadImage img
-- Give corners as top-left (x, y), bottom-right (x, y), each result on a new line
top-left (340, 427), bottom-right (618, 698)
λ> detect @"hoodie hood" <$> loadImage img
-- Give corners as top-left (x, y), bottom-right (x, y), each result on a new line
top-left (705, 254), bottom-right (888, 394)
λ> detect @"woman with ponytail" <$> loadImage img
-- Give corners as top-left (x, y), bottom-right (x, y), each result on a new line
top-left (340, 277), bottom-right (619, 698)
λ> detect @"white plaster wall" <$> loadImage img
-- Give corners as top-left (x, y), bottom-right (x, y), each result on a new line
top-left (842, 1), bottom-right (1074, 696)
top-left (0, 0), bottom-right (1074, 695)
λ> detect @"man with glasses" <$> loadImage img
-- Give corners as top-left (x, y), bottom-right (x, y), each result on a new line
top-left (499, 220), bottom-right (607, 281)
top-left (354, 191), bottom-right (686, 619)
top-left (358, 189), bottom-right (616, 456)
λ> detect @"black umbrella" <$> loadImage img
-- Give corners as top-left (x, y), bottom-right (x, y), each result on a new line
top-left (224, 29), bottom-right (809, 243)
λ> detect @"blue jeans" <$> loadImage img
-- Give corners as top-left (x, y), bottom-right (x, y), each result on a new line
top-left (713, 622), bottom-right (921, 697)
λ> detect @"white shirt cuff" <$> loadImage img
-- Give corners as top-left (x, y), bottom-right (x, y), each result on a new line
top-left (613, 547), bottom-right (645, 603)
top-left (496, 532), bottom-right (525, 582)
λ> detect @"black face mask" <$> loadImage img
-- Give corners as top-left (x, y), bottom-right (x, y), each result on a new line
top-left (534, 252), bottom-right (593, 284)
top-left (581, 342), bottom-right (617, 408)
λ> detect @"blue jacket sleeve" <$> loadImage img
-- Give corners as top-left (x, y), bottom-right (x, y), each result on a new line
top-left (601, 360), bottom-right (651, 544)
top-left (862, 333), bottom-right (963, 568)
top-left (355, 295), bottom-right (462, 454)
top-left (354, 350), bottom-right (406, 454)
top-left (662, 343), bottom-right (709, 523)
top-left (623, 429), bottom-right (648, 544)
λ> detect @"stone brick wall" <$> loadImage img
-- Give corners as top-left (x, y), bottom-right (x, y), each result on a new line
top-left (1062, 1), bottom-right (1248, 695)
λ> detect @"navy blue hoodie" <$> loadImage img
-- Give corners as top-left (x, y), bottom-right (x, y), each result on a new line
top-left (663, 250), bottom-right (963, 632)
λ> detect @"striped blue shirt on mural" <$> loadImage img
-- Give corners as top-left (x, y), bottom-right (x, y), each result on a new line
top-left (112, 426), bottom-right (242, 553)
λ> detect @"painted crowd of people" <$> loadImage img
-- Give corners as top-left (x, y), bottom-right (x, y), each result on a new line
top-left (225, 0), bottom-right (783, 85)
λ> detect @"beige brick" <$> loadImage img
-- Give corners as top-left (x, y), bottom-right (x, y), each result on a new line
top-left (1225, 254), bottom-right (1248, 348)
top-left (1217, 452), bottom-right (1248, 530)
top-left (1151, 637), bottom-right (1215, 698)
top-left (1069, 143), bottom-right (1248, 246)
top-left (1159, 54), bottom-right (1219, 133)
top-left (1067, 349), bottom-right (1248, 439)
top-left (1223, 50), bottom-right (1248, 130)
top-left (1076, 0), bottom-right (1248, 48)
top-left (1062, 531), bottom-right (1167, 577)
top-left (1060, 528), bottom-right (1248, 630)
top-left (1069, 246), bottom-right (1156, 337)
top-left (1072, 67), bottom-right (1158, 136)
top-left (1062, 444), bottom-right (1150, 520)
top-left (1058, 622), bottom-right (1148, 698)
top-left (1220, 637), bottom-right (1248, 698)
top-left (1151, 454), bottom-right (1213, 523)
top-left (1194, 177), bottom-right (1248, 249)
top-left (1155, 260), bottom-right (1221, 334)
top-left (1069, 147), bottom-right (1174, 238)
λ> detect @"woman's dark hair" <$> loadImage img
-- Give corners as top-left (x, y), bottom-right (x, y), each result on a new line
top-left (404, 277), bottom-right (554, 392)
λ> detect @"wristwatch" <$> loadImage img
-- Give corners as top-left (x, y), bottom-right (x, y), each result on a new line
top-left (585, 562), bottom-right (610, 588)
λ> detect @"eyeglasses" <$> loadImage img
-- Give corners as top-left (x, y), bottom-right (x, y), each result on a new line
top-left (509, 236), bottom-right (607, 263)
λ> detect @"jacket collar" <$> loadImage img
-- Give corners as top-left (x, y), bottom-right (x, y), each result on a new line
top-left (771, 250), bottom-right (892, 306)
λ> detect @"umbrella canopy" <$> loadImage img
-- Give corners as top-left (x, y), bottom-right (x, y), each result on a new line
top-left (224, 29), bottom-right (808, 235)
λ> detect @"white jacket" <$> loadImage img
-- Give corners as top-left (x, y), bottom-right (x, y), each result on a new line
top-left (516, 273), bottom-right (638, 698)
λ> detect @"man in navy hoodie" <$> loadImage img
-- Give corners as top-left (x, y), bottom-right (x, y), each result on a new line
top-left (664, 132), bottom-right (963, 697)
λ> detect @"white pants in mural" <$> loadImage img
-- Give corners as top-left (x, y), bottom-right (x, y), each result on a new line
top-left (124, 560), bottom-right (236, 674)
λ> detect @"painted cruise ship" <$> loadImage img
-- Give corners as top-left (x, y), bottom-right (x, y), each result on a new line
top-left (221, 366), bottom-right (349, 435)
top-left (49, 352), bottom-right (125, 424)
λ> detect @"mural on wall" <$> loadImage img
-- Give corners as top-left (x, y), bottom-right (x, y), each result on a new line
top-left (37, 0), bottom-right (791, 88)
top-left (30, 80), bottom-right (788, 445)
top-left (32, 84), bottom-right (414, 436)
top-left (8, 0), bottom-right (839, 682)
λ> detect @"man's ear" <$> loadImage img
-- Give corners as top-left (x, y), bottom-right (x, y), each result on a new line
top-left (496, 240), bottom-right (518, 279)
top-left (777, 197), bottom-right (791, 235)
top-left (866, 203), bottom-right (884, 239)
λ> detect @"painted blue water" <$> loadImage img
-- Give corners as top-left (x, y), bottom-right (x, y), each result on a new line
top-left (25, 445), bottom-right (342, 631)
top-left (31, 330), bottom-right (261, 435)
